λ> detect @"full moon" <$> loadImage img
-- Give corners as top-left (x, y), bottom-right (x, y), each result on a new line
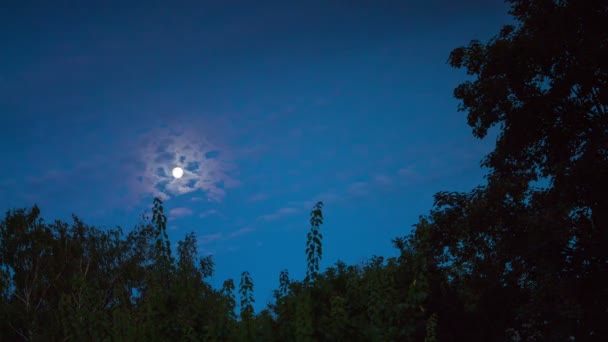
top-left (172, 167), bottom-right (184, 179)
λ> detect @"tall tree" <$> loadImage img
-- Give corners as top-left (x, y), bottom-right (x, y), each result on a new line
top-left (217, 279), bottom-right (237, 340)
top-left (239, 271), bottom-right (255, 341)
top-left (305, 202), bottom-right (324, 283)
top-left (444, 0), bottom-right (607, 339)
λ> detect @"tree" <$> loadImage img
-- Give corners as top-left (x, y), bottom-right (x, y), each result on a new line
top-left (443, 0), bottom-right (607, 339)
top-left (305, 201), bottom-right (324, 284)
top-left (239, 271), bottom-right (255, 341)
top-left (218, 279), bottom-right (238, 340)
top-left (0, 206), bottom-right (55, 340)
top-left (174, 232), bottom-right (215, 339)
top-left (271, 269), bottom-right (294, 341)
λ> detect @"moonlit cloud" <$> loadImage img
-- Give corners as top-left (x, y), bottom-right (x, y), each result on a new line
top-left (227, 226), bottom-right (256, 238)
top-left (135, 119), bottom-right (239, 202)
top-left (226, 245), bottom-right (240, 252)
top-left (347, 182), bottom-right (370, 196)
top-left (259, 207), bottom-right (299, 221)
top-left (374, 174), bottom-right (393, 186)
top-left (199, 209), bottom-right (219, 218)
top-left (168, 207), bottom-right (193, 220)
top-left (249, 192), bottom-right (269, 202)
top-left (196, 226), bottom-right (256, 247)
top-left (198, 233), bottom-right (223, 245)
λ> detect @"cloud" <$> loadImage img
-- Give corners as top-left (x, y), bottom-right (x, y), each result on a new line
top-left (259, 207), bottom-right (299, 221)
top-left (373, 174), bottom-right (393, 186)
top-left (169, 207), bottom-right (193, 220)
top-left (135, 118), bottom-right (239, 203)
top-left (249, 192), bottom-right (268, 202)
top-left (347, 182), bottom-right (370, 196)
top-left (298, 190), bottom-right (342, 209)
top-left (315, 190), bottom-right (341, 203)
top-left (199, 209), bottom-right (219, 218)
top-left (397, 166), bottom-right (417, 177)
top-left (1, 110), bottom-right (246, 218)
top-left (25, 169), bottom-right (70, 184)
top-left (198, 233), bottom-right (223, 245)
top-left (397, 166), bottom-right (426, 183)
top-left (227, 226), bottom-right (256, 238)
top-left (258, 191), bottom-right (340, 225)
top-left (3, 143), bottom-right (154, 216)
top-left (254, 190), bottom-right (340, 224)
top-left (197, 226), bottom-right (255, 247)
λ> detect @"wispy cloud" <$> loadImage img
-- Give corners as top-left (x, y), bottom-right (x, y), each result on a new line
top-left (397, 166), bottom-right (417, 177)
top-left (227, 226), bottom-right (256, 238)
top-left (259, 207), bottom-right (299, 221)
top-left (249, 192), bottom-right (268, 202)
top-left (397, 166), bottom-right (426, 183)
top-left (169, 207), bottom-right (193, 220)
top-left (347, 182), bottom-right (370, 196)
top-left (314, 190), bottom-right (341, 203)
top-left (136, 118), bottom-right (239, 203)
top-left (199, 209), bottom-right (219, 218)
top-left (373, 174), bottom-right (393, 186)
top-left (197, 226), bottom-right (256, 247)
top-left (255, 190), bottom-right (341, 225)
top-left (226, 245), bottom-right (240, 252)
top-left (256, 191), bottom-right (341, 225)
top-left (198, 233), bottom-right (223, 245)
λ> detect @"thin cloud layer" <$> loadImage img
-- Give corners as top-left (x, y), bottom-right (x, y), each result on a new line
top-left (259, 207), bottom-right (299, 221)
top-left (169, 207), bottom-right (193, 220)
top-left (199, 209), bottom-right (219, 218)
top-left (227, 226), bottom-right (256, 238)
top-left (197, 226), bottom-right (256, 246)
top-left (136, 119), bottom-right (239, 203)
top-left (198, 233), bottom-right (223, 245)
top-left (249, 192), bottom-right (269, 202)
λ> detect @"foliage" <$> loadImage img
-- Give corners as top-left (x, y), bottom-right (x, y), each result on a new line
top-left (239, 271), bottom-right (255, 340)
top-left (444, 0), bottom-right (607, 339)
top-left (305, 201), bottom-right (324, 283)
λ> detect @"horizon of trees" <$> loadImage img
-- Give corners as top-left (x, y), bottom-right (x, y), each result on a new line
top-left (2, 0), bottom-right (606, 340)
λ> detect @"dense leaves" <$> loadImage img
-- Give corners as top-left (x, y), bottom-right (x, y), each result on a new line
top-left (2, 0), bottom-right (605, 340)
top-left (305, 201), bottom-right (324, 283)
top-left (445, 0), bottom-right (607, 339)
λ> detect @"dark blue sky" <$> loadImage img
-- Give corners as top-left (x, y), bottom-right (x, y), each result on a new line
top-left (1, 0), bottom-right (511, 311)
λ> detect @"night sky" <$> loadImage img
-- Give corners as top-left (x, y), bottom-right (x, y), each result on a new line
top-left (1, 1), bottom-right (511, 311)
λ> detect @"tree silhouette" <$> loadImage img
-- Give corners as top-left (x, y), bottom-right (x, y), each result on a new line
top-left (305, 201), bottom-right (324, 284)
top-left (445, 0), bottom-right (607, 338)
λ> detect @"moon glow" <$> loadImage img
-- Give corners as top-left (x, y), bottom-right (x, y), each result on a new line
top-left (172, 167), bottom-right (184, 179)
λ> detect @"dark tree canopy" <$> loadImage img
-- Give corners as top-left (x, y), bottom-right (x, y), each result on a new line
top-left (444, 0), bottom-right (607, 339)
top-left (450, 0), bottom-right (607, 212)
